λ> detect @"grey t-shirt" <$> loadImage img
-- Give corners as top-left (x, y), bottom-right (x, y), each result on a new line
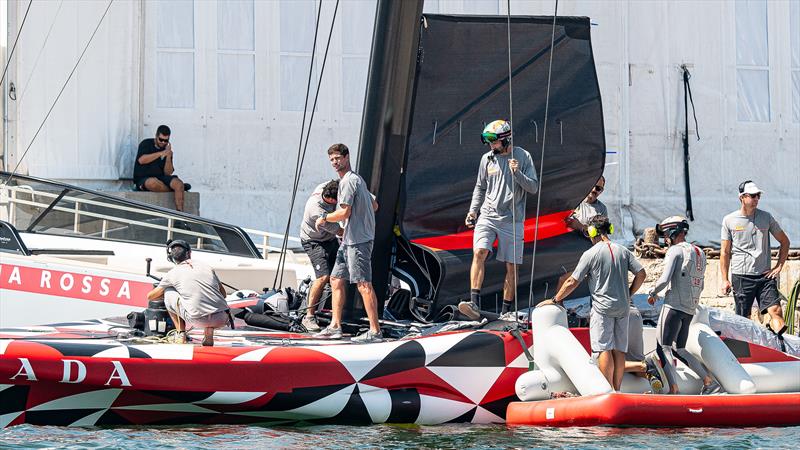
top-left (469, 146), bottom-right (538, 224)
top-left (300, 182), bottom-right (341, 242)
top-left (571, 240), bottom-right (644, 317)
top-left (574, 199), bottom-right (608, 226)
top-left (721, 208), bottom-right (783, 275)
top-left (338, 170), bottom-right (375, 246)
top-left (158, 260), bottom-right (228, 319)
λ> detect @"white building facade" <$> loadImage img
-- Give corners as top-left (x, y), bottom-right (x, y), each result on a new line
top-left (3, 0), bottom-right (799, 245)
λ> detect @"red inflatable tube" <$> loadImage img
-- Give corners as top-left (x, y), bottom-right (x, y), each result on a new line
top-left (506, 392), bottom-right (800, 427)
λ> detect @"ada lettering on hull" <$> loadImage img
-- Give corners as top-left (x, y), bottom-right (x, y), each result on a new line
top-left (0, 263), bottom-right (151, 307)
top-left (9, 357), bottom-right (132, 387)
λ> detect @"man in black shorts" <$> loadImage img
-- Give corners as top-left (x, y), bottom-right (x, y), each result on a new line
top-left (299, 179), bottom-right (341, 331)
top-left (721, 181), bottom-right (791, 336)
top-left (133, 125), bottom-right (190, 211)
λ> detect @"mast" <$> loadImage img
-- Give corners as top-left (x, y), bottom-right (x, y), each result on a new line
top-left (347, 0), bottom-right (423, 320)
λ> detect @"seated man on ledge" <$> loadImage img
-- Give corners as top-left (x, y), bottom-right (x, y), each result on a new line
top-left (133, 124), bottom-right (190, 211)
top-left (146, 239), bottom-right (231, 346)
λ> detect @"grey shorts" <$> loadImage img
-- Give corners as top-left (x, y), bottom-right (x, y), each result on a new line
top-left (164, 289), bottom-right (229, 329)
top-left (331, 241), bottom-right (373, 283)
top-left (590, 308), bottom-right (629, 353)
top-left (473, 217), bottom-right (523, 264)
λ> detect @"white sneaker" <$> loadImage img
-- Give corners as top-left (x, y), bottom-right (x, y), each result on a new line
top-left (302, 315), bottom-right (321, 332)
top-left (313, 326), bottom-right (342, 339)
top-left (351, 330), bottom-right (383, 343)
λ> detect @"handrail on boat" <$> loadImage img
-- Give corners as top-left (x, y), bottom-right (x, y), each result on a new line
top-left (1, 183), bottom-right (303, 260)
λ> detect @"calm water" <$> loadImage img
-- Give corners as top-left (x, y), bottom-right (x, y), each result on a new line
top-left (1, 424), bottom-right (797, 449)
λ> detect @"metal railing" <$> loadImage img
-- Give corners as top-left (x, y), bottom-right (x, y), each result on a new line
top-left (1, 184), bottom-right (303, 260)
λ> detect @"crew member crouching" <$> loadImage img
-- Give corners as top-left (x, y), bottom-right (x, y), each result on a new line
top-left (146, 239), bottom-right (231, 346)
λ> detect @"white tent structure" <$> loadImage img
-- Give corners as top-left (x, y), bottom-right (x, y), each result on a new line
top-left (3, 0), bottom-right (798, 246)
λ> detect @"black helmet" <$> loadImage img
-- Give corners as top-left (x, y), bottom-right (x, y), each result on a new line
top-left (166, 239), bottom-right (191, 263)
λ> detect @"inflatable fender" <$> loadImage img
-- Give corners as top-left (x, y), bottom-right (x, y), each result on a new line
top-left (524, 304), bottom-right (612, 398)
top-left (687, 306), bottom-right (757, 394)
top-left (516, 367), bottom-right (576, 401)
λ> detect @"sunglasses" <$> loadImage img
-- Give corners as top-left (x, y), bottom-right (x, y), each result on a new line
top-left (157, 136), bottom-right (170, 144)
top-left (745, 193), bottom-right (761, 199)
top-left (480, 132), bottom-right (499, 144)
top-left (592, 184), bottom-right (604, 193)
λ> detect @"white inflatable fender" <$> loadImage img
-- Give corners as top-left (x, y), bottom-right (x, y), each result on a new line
top-left (518, 304), bottom-right (612, 399)
top-left (687, 306), bottom-right (757, 394)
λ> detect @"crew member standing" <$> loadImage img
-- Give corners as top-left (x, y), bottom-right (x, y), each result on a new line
top-left (566, 175), bottom-right (607, 233)
top-left (542, 215), bottom-right (646, 391)
top-left (459, 120), bottom-right (538, 319)
top-left (313, 144), bottom-right (382, 342)
top-left (721, 180), bottom-right (790, 336)
top-left (648, 216), bottom-right (721, 395)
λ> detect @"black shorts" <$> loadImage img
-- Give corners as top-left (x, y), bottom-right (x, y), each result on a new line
top-left (732, 273), bottom-right (781, 316)
top-left (302, 239), bottom-right (340, 279)
top-left (135, 175), bottom-right (177, 191)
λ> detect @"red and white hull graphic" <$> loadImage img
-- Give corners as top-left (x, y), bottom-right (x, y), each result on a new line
top-left (0, 259), bottom-right (153, 327)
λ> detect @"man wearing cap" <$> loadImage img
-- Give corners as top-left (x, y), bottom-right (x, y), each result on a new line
top-left (459, 120), bottom-right (539, 320)
top-left (721, 181), bottom-right (791, 335)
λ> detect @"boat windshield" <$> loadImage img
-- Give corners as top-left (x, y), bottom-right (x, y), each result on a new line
top-left (0, 172), bottom-right (261, 258)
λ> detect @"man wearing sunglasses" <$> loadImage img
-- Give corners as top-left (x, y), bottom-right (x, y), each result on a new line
top-left (720, 180), bottom-right (790, 337)
top-left (566, 175), bottom-right (607, 234)
top-left (459, 120), bottom-right (538, 319)
top-left (133, 124), bottom-right (190, 211)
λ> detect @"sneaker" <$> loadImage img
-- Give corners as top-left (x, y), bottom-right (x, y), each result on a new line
top-left (700, 380), bottom-right (723, 395)
top-left (302, 315), bottom-right (321, 332)
top-left (313, 326), bottom-right (342, 339)
top-left (458, 301), bottom-right (481, 321)
top-left (351, 329), bottom-right (383, 343)
top-left (645, 355), bottom-right (666, 394)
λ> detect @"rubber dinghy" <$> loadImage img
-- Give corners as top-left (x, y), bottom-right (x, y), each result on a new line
top-left (506, 305), bottom-right (800, 427)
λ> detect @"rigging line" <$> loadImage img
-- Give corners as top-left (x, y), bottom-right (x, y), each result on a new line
top-left (528, 0), bottom-right (559, 306)
top-left (0, 0), bottom-right (34, 87)
top-left (18, 0), bottom-right (66, 105)
top-left (505, 0), bottom-right (519, 318)
top-left (278, 0), bottom-right (340, 288)
top-left (3, 0), bottom-right (115, 187)
top-left (274, 0), bottom-right (341, 288)
top-left (279, 0), bottom-right (340, 288)
top-left (272, 0), bottom-right (324, 289)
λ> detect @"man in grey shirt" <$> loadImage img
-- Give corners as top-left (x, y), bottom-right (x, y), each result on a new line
top-left (459, 120), bottom-right (538, 319)
top-left (146, 240), bottom-right (230, 346)
top-left (543, 215), bottom-right (646, 391)
top-left (721, 180), bottom-right (790, 335)
top-left (299, 180), bottom-right (341, 332)
top-left (566, 175), bottom-right (608, 232)
top-left (313, 143), bottom-right (381, 343)
top-left (647, 216), bottom-right (721, 395)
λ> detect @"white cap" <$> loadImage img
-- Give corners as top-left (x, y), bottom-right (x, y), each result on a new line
top-left (739, 181), bottom-right (763, 196)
